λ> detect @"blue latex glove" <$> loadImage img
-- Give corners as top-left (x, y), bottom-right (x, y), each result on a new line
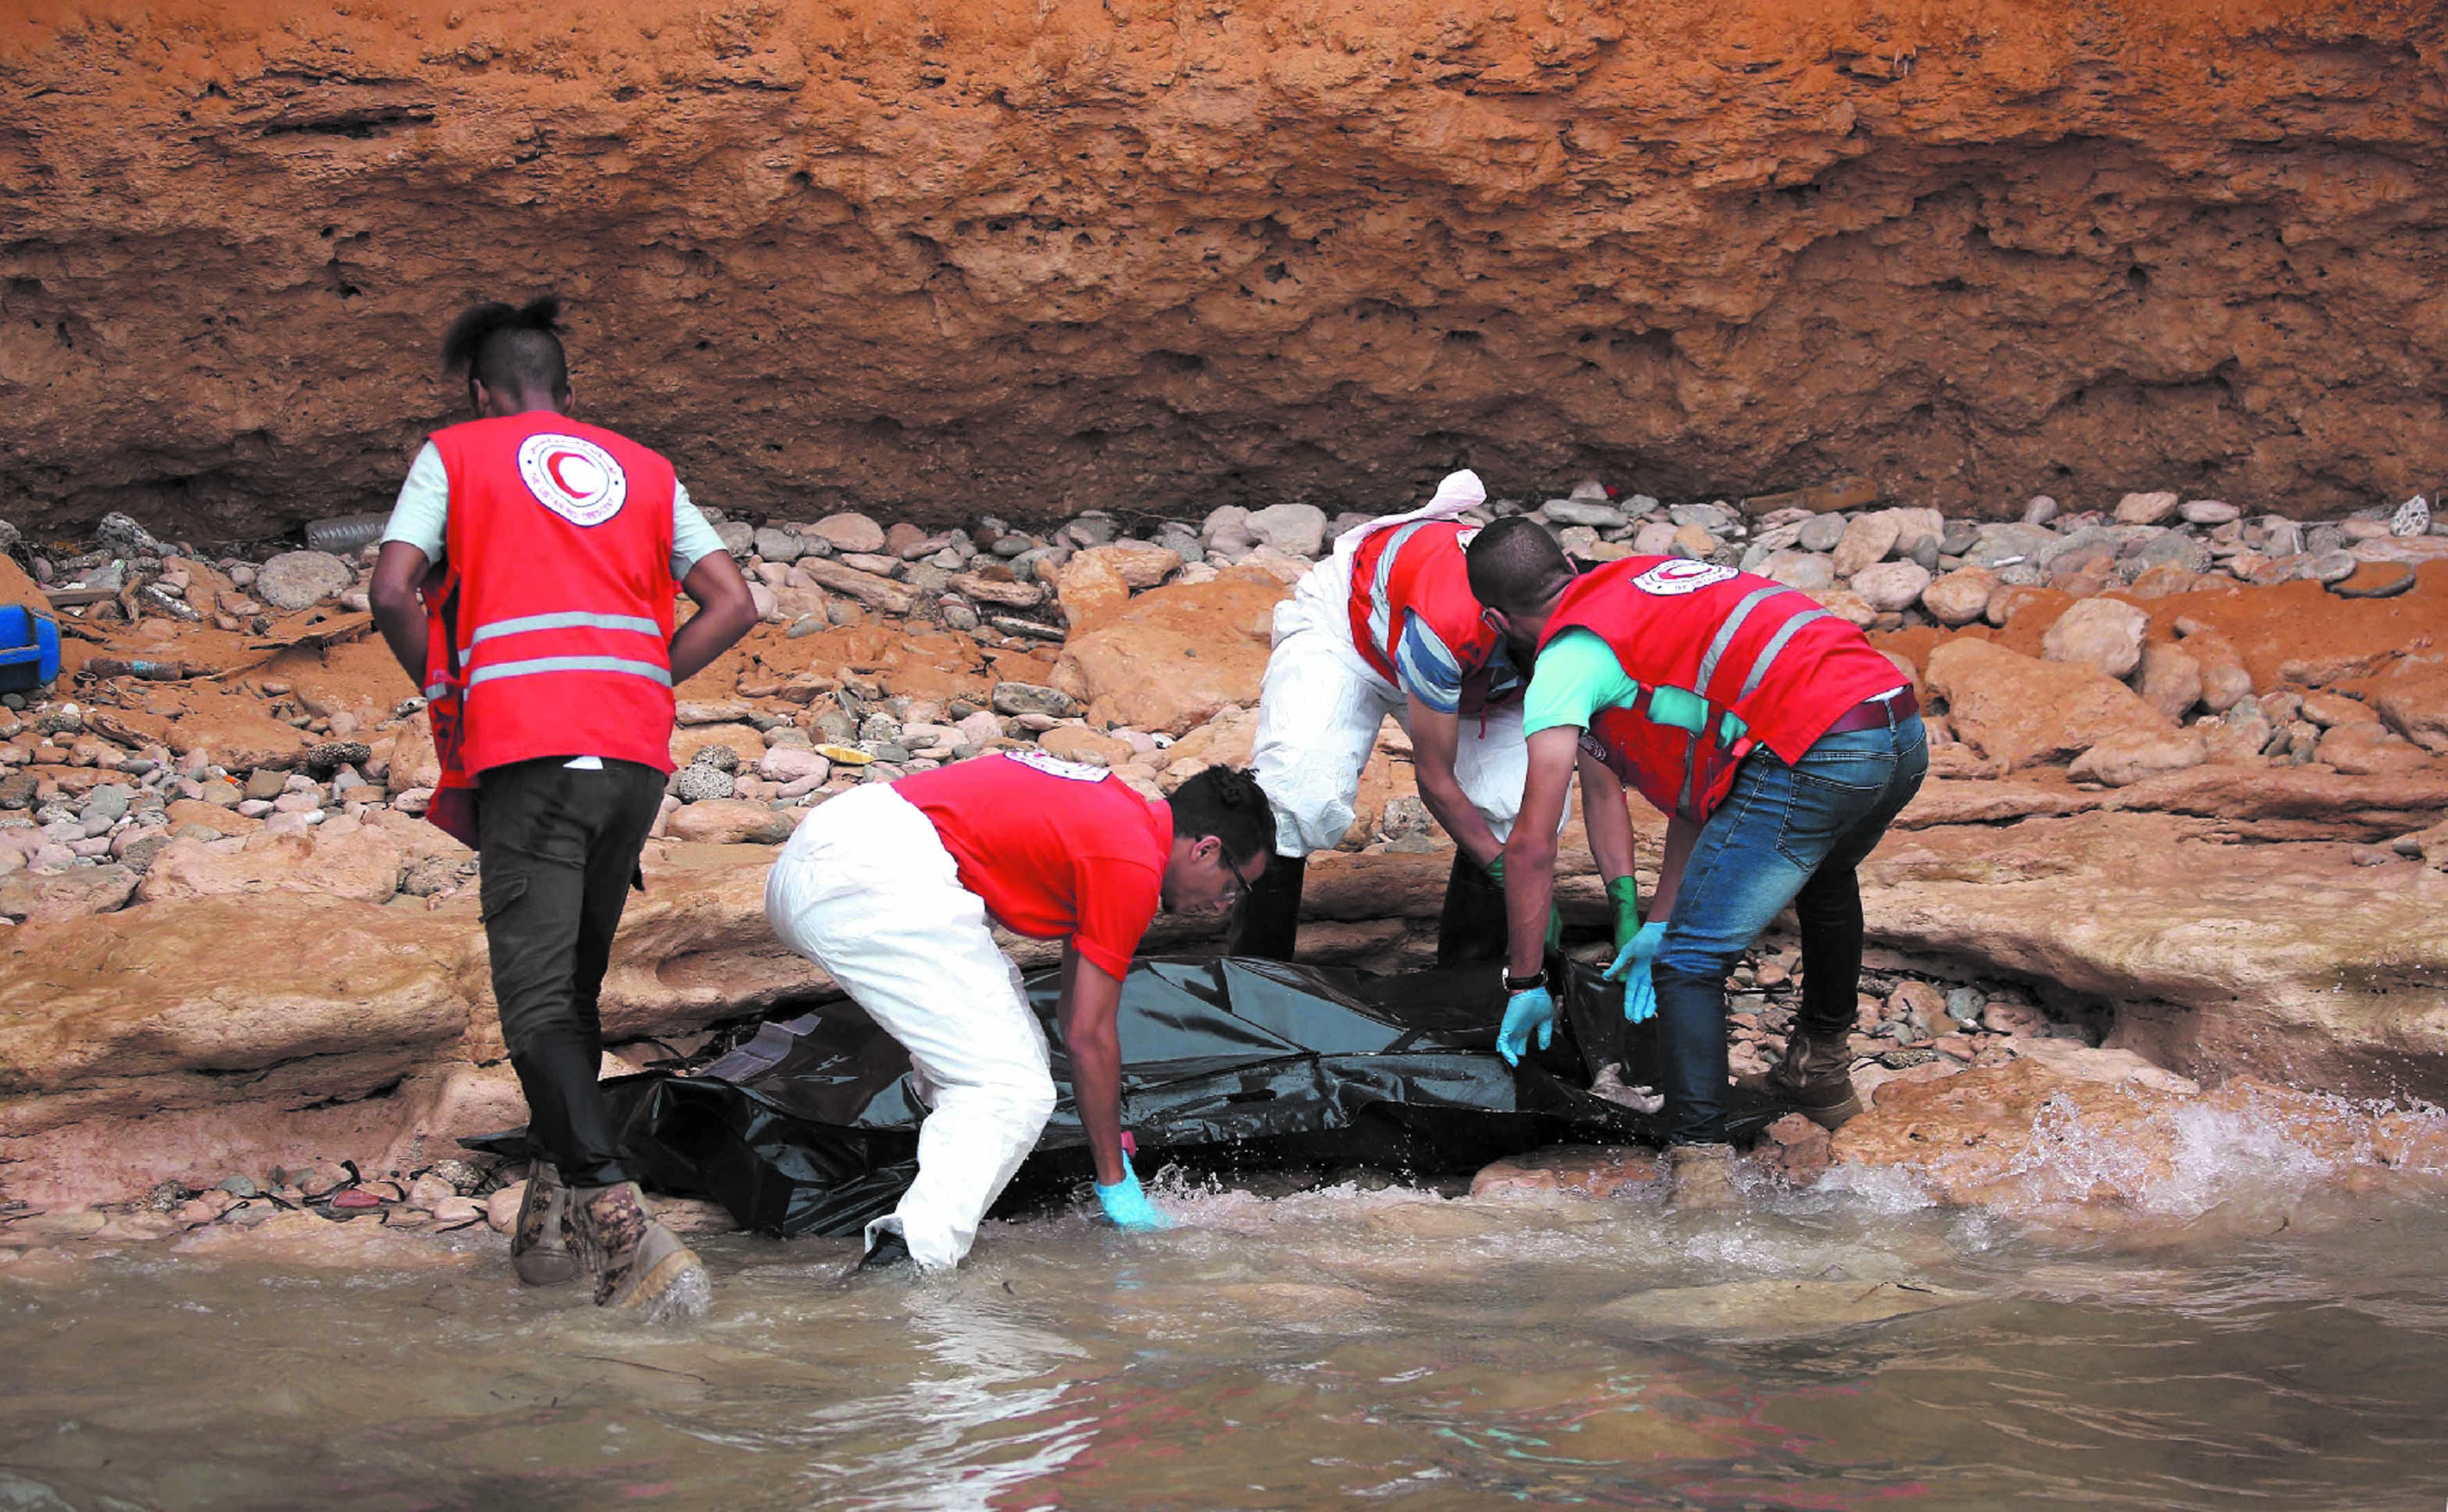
top-left (1497, 986), bottom-right (1557, 1066)
top-left (1094, 1165), bottom-right (1175, 1232)
top-left (1605, 920), bottom-right (1669, 1025)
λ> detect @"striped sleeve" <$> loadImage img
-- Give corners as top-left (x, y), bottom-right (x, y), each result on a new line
top-left (1392, 610), bottom-right (1468, 714)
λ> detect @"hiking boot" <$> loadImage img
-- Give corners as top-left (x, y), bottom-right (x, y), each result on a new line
top-left (1664, 1142), bottom-right (1741, 1213)
top-left (511, 1160), bottom-right (578, 1288)
top-left (1737, 1024), bottom-right (1864, 1130)
top-left (572, 1181), bottom-right (711, 1324)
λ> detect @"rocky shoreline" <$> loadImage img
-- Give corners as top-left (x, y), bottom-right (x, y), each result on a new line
top-left (6, 481), bottom-right (2448, 1256)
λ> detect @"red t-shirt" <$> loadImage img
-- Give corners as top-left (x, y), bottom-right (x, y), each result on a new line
top-left (893, 752), bottom-right (1173, 979)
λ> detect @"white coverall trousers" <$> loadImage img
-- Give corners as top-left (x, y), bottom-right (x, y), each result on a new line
top-left (762, 784), bottom-right (1059, 1270)
top-left (1251, 549), bottom-right (1531, 859)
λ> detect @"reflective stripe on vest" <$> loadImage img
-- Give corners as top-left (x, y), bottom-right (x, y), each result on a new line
top-left (467, 655), bottom-right (674, 688)
top-left (470, 610), bottom-right (665, 645)
top-left (1362, 519), bottom-right (1436, 663)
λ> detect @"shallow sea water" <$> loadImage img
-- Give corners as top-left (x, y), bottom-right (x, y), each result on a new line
top-left (4, 1162), bottom-right (2446, 1511)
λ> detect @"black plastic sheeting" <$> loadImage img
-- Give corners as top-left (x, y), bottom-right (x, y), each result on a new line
top-left (467, 956), bottom-right (1785, 1238)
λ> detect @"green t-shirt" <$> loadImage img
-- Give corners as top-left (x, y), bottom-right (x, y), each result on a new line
top-left (1522, 629), bottom-right (1750, 745)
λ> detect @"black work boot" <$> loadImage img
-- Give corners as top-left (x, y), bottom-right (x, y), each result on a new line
top-left (1227, 854), bottom-right (1306, 961)
top-left (572, 1180), bottom-right (712, 1324)
top-left (1435, 852), bottom-right (1508, 968)
top-left (511, 1158), bottom-right (578, 1287)
top-left (1737, 1024), bottom-right (1864, 1130)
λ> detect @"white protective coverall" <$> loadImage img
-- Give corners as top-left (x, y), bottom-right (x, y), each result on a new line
top-left (1249, 469), bottom-right (1533, 858)
top-left (762, 783), bottom-right (1058, 1270)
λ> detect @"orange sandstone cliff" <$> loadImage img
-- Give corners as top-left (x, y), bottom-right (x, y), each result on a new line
top-left (3, 0), bottom-right (2445, 539)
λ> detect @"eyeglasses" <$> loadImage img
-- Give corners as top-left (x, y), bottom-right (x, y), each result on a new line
top-left (1216, 849), bottom-right (1260, 910)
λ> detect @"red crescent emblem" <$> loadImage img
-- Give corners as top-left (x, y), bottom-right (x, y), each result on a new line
top-left (546, 451), bottom-right (589, 498)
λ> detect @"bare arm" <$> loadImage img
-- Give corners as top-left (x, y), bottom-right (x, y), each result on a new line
top-left (1056, 941), bottom-right (1130, 1186)
top-left (1403, 696), bottom-right (1503, 870)
top-left (368, 542), bottom-right (433, 688)
top-left (668, 549), bottom-right (760, 686)
top-left (1651, 813), bottom-right (1702, 919)
top-left (1501, 726), bottom-right (1583, 981)
top-left (1579, 748), bottom-right (1638, 886)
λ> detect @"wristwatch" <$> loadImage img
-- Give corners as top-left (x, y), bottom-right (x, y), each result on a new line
top-left (1503, 966), bottom-right (1548, 994)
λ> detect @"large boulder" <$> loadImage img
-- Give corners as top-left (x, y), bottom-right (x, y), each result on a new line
top-left (1926, 638), bottom-right (2173, 769)
top-left (1052, 566), bottom-right (1287, 734)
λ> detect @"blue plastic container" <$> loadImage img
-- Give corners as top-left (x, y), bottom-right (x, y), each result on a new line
top-left (0, 605), bottom-right (61, 693)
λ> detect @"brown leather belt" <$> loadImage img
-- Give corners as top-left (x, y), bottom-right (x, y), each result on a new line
top-left (1821, 685), bottom-right (1919, 736)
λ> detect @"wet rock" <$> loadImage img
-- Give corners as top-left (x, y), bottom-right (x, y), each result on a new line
top-left (1596, 1277), bottom-right (1978, 1338)
top-left (253, 551), bottom-right (354, 611)
top-left (1468, 1145), bottom-right (1660, 1198)
top-left (2040, 597), bottom-right (2148, 680)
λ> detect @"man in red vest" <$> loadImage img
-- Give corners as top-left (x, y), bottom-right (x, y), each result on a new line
top-left (1237, 473), bottom-right (1630, 966)
top-left (368, 296), bottom-right (759, 1323)
top-left (1463, 520), bottom-right (1927, 1209)
top-left (764, 756), bottom-right (1274, 1270)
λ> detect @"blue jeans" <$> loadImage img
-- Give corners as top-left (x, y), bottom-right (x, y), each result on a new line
top-left (1650, 711), bottom-right (1928, 1145)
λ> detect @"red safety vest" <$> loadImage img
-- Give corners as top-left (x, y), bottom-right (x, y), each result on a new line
top-left (1540, 557), bottom-right (1905, 824)
top-left (1346, 518), bottom-right (1512, 716)
top-left (420, 413), bottom-right (680, 845)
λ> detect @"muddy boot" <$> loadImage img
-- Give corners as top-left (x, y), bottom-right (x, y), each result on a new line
top-left (1664, 1142), bottom-right (1741, 1213)
top-left (1227, 854), bottom-right (1306, 961)
top-left (511, 1159), bottom-right (578, 1287)
top-left (573, 1181), bottom-right (711, 1324)
top-left (1737, 1024), bottom-right (1863, 1131)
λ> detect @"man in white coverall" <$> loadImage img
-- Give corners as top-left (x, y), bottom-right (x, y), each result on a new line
top-left (764, 754), bottom-right (1275, 1270)
top-left (1237, 474), bottom-right (1620, 964)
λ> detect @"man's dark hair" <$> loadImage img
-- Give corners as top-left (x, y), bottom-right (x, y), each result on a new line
top-left (1465, 516), bottom-right (1576, 614)
top-left (1169, 765), bottom-right (1276, 868)
top-left (442, 294), bottom-right (570, 399)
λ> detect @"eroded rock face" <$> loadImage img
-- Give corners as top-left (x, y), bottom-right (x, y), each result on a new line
top-left (7, 3), bottom-right (2447, 536)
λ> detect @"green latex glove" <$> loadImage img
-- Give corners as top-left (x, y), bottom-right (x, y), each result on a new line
top-left (1483, 854), bottom-right (1563, 950)
top-left (1606, 876), bottom-right (1644, 952)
